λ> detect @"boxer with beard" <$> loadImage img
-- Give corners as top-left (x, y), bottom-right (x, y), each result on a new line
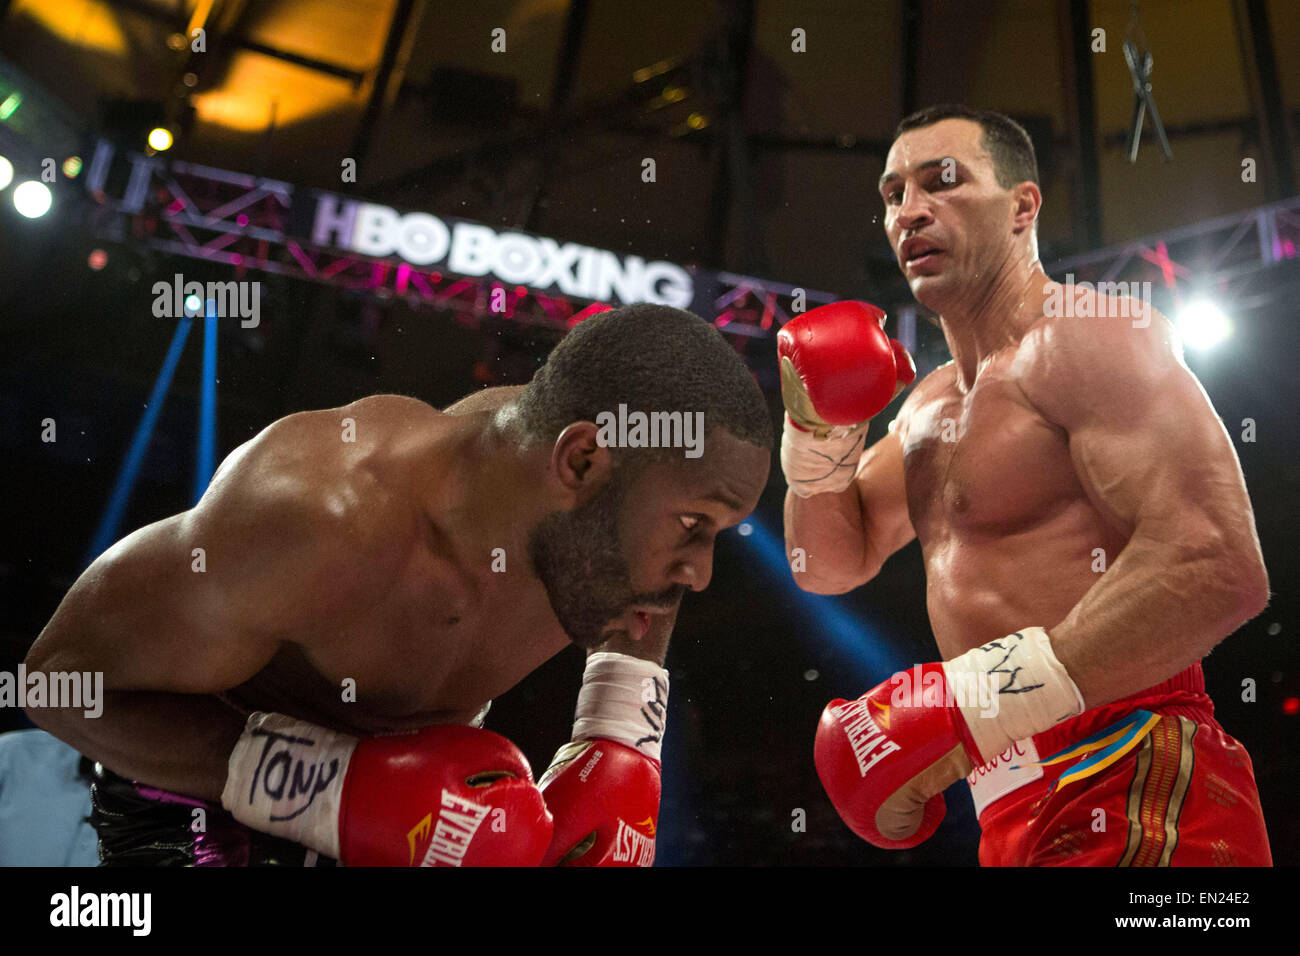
top-left (24, 303), bottom-right (771, 866)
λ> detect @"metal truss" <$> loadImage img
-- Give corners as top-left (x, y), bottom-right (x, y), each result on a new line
top-left (81, 139), bottom-right (838, 352)
top-left (1045, 195), bottom-right (1300, 315)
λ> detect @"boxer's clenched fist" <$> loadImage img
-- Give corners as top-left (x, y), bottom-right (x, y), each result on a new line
top-left (539, 739), bottom-right (660, 866)
top-left (815, 628), bottom-right (1083, 848)
top-left (222, 713), bottom-right (553, 866)
top-left (539, 652), bottom-right (668, 866)
top-left (815, 666), bottom-right (972, 849)
top-left (778, 301), bottom-right (916, 497)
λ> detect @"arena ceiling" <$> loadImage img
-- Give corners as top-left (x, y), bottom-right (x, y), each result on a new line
top-left (4, 0), bottom-right (1298, 297)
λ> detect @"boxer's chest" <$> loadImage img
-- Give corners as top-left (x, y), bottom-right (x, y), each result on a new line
top-left (230, 548), bottom-right (564, 730)
top-left (900, 369), bottom-right (1081, 542)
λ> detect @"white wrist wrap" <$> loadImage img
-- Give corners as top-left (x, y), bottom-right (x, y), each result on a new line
top-left (780, 415), bottom-right (870, 497)
top-left (571, 652), bottom-right (670, 763)
top-left (221, 711), bottom-right (357, 859)
top-left (941, 627), bottom-right (1086, 764)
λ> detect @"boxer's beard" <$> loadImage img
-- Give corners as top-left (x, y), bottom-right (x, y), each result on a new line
top-left (527, 469), bottom-right (682, 649)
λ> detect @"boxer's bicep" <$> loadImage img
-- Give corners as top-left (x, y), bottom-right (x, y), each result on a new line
top-left (37, 512), bottom-right (281, 694)
top-left (25, 517), bottom-right (264, 700)
top-left (34, 435), bottom-right (396, 696)
top-left (1021, 314), bottom-right (1258, 551)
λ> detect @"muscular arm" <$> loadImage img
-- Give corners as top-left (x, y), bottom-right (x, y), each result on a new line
top-left (784, 425), bottom-right (916, 594)
top-left (1020, 310), bottom-right (1269, 708)
top-left (23, 412), bottom-right (401, 798)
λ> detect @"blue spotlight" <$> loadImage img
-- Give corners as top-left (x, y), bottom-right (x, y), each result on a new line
top-left (85, 317), bottom-right (194, 565)
top-left (735, 514), bottom-right (909, 687)
top-left (193, 301), bottom-right (218, 503)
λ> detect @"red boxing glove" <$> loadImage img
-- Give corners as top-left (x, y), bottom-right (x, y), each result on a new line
top-left (222, 713), bottom-right (553, 866)
top-left (779, 301), bottom-right (915, 497)
top-left (342, 725), bottom-right (553, 867)
top-left (890, 338), bottom-right (917, 390)
top-left (778, 300), bottom-right (901, 433)
top-left (538, 651), bottom-right (669, 866)
top-left (814, 665), bottom-right (972, 849)
top-left (539, 739), bottom-right (660, 867)
top-left (815, 629), bottom-right (1085, 849)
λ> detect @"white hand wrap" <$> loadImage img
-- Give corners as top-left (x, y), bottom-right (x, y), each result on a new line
top-left (220, 711), bottom-right (357, 859)
top-left (780, 415), bottom-right (870, 497)
top-left (570, 652), bottom-right (670, 763)
top-left (941, 627), bottom-right (1086, 764)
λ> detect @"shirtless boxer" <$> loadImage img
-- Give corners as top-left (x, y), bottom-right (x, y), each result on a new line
top-left (23, 303), bottom-right (771, 866)
top-left (783, 105), bottom-right (1272, 865)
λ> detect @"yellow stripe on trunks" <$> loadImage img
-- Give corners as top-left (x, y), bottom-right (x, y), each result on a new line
top-left (1025, 710), bottom-right (1162, 796)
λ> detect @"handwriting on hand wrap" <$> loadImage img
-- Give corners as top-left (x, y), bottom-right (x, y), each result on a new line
top-left (636, 676), bottom-right (668, 749)
top-left (247, 727), bottom-right (340, 821)
top-left (984, 632), bottom-right (1046, 696)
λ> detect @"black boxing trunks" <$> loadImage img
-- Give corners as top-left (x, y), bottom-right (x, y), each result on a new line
top-left (88, 763), bottom-right (337, 867)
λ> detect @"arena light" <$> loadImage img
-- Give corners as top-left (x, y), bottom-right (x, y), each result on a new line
top-left (147, 127), bottom-right (174, 151)
top-left (0, 155), bottom-right (12, 190)
top-left (1176, 299), bottom-right (1233, 350)
top-left (736, 515), bottom-right (906, 685)
top-left (12, 180), bottom-right (52, 218)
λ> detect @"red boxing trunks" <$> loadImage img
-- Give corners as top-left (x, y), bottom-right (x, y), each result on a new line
top-left (969, 663), bottom-right (1272, 866)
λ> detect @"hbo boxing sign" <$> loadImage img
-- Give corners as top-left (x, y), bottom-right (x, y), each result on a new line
top-left (311, 195), bottom-right (693, 308)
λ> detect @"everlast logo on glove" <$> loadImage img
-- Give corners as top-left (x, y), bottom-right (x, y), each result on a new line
top-left (224, 715), bottom-right (553, 866)
top-left (415, 790), bottom-right (493, 867)
top-left (611, 818), bottom-right (656, 866)
top-left (832, 698), bottom-right (902, 776)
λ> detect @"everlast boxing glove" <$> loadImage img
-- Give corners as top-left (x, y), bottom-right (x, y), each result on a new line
top-left (222, 712), bottom-right (553, 866)
top-left (815, 628), bottom-right (1084, 848)
top-left (778, 300), bottom-right (916, 497)
top-left (538, 653), bottom-right (668, 866)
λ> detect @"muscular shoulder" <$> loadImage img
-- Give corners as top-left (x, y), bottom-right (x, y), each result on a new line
top-left (225, 398), bottom-right (436, 515)
top-left (442, 385), bottom-right (526, 415)
top-left (1014, 296), bottom-right (1185, 428)
top-left (909, 361), bottom-right (960, 400)
top-left (192, 400), bottom-right (432, 621)
top-left (341, 393), bottom-right (441, 429)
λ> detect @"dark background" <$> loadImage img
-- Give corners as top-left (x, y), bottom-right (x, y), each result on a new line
top-left (1, 0), bottom-right (1297, 865)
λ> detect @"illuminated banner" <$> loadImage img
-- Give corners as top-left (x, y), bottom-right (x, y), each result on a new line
top-left (295, 193), bottom-right (695, 309)
top-left (83, 138), bottom-right (837, 347)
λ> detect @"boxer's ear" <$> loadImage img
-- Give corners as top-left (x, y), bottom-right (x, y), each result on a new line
top-left (551, 421), bottom-right (613, 497)
top-left (1010, 180), bottom-right (1041, 234)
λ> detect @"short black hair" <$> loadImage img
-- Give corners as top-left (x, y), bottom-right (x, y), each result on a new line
top-left (515, 303), bottom-right (773, 460)
top-left (893, 105), bottom-right (1039, 189)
